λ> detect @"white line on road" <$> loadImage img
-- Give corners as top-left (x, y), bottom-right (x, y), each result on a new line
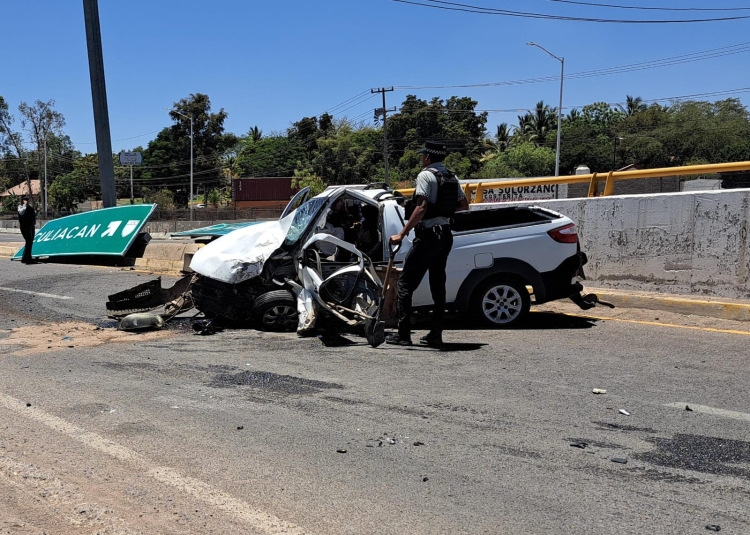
top-left (0, 287), bottom-right (73, 300)
top-left (0, 392), bottom-right (311, 535)
top-left (666, 402), bottom-right (750, 422)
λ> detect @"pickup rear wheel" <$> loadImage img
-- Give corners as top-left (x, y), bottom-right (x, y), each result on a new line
top-left (253, 290), bottom-right (298, 332)
top-left (472, 277), bottom-right (530, 328)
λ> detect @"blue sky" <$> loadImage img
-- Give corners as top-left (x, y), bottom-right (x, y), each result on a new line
top-left (3, 0), bottom-right (749, 153)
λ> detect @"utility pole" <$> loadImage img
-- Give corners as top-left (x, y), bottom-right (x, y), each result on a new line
top-left (371, 87), bottom-right (395, 183)
top-left (82, 0), bottom-right (116, 208)
top-left (43, 134), bottom-right (48, 219)
top-left (130, 164), bottom-right (134, 204)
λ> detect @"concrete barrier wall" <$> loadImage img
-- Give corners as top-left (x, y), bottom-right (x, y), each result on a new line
top-left (498, 189), bottom-right (750, 299)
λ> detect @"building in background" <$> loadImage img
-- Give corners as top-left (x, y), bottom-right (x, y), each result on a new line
top-left (232, 177), bottom-right (298, 211)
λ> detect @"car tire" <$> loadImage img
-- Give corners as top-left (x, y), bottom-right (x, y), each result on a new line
top-left (471, 276), bottom-right (530, 328)
top-left (253, 290), bottom-right (298, 332)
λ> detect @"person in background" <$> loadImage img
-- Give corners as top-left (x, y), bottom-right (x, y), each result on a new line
top-left (387, 141), bottom-right (469, 347)
top-left (17, 195), bottom-right (37, 264)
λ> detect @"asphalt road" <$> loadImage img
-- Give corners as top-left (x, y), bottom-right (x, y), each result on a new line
top-left (1, 260), bottom-right (749, 534)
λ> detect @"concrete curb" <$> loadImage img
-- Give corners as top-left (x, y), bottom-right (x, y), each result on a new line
top-left (133, 242), bottom-right (201, 274)
top-left (0, 242), bottom-right (21, 258)
top-left (585, 287), bottom-right (750, 322)
top-left (0, 241), bottom-right (200, 275)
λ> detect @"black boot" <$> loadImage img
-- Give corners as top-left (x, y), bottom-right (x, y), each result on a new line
top-left (419, 330), bottom-right (443, 348)
top-left (385, 331), bottom-right (412, 346)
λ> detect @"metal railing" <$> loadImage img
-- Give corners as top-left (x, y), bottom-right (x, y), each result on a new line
top-left (395, 161), bottom-right (750, 202)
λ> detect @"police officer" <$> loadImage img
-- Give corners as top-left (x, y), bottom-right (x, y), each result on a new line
top-left (17, 195), bottom-right (37, 264)
top-left (387, 141), bottom-right (469, 347)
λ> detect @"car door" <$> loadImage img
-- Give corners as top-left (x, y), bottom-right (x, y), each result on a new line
top-left (280, 187), bottom-right (311, 219)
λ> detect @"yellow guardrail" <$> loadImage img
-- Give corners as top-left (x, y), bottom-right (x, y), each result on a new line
top-left (396, 160), bottom-right (750, 202)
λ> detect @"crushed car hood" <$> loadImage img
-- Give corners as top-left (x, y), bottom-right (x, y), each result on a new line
top-left (189, 216), bottom-right (293, 284)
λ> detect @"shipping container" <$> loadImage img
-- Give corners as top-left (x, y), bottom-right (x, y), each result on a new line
top-left (233, 177), bottom-right (298, 202)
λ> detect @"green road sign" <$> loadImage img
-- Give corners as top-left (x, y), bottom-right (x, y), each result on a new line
top-left (171, 221), bottom-right (261, 238)
top-left (12, 204), bottom-right (156, 260)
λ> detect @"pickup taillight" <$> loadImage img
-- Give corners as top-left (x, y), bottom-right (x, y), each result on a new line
top-left (548, 223), bottom-right (578, 243)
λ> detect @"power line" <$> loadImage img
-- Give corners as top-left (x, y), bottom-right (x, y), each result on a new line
top-left (393, 0), bottom-right (750, 22)
top-left (396, 41), bottom-right (750, 90)
top-left (543, 0), bottom-right (750, 12)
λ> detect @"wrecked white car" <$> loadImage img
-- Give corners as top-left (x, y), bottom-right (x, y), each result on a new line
top-left (190, 184), bottom-right (597, 333)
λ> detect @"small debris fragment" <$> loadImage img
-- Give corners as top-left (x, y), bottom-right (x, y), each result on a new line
top-left (336, 449), bottom-right (347, 454)
top-left (611, 458), bottom-right (628, 464)
top-left (685, 405), bottom-right (693, 412)
top-left (387, 438), bottom-right (396, 445)
top-left (62, 336), bottom-right (73, 341)
top-left (570, 442), bottom-right (588, 449)
top-left (237, 426), bottom-right (244, 430)
top-left (26, 403), bottom-right (31, 407)
top-left (592, 389), bottom-right (607, 395)
top-left (422, 477), bottom-right (429, 482)
top-left (705, 525), bottom-right (721, 532)
top-left (619, 409), bottom-right (631, 416)
top-left (413, 441), bottom-right (425, 446)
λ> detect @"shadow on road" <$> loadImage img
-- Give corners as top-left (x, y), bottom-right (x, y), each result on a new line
top-left (413, 311), bottom-right (599, 331)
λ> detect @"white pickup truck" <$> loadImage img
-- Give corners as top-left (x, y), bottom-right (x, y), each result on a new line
top-left (190, 184), bottom-right (589, 331)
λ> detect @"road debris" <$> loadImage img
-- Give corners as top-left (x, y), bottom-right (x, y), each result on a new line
top-left (106, 275), bottom-right (194, 320)
top-left (570, 442), bottom-right (588, 449)
top-left (686, 405), bottom-right (693, 411)
top-left (422, 476), bottom-right (429, 482)
top-left (592, 388), bottom-right (607, 395)
top-left (611, 458), bottom-right (628, 464)
top-left (705, 524), bottom-right (721, 532)
top-left (192, 319), bottom-right (219, 335)
top-left (119, 313), bottom-right (165, 332)
top-left (337, 449), bottom-right (347, 454)
top-left (619, 409), bottom-right (631, 416)
top-left (413, 441), bottom-right (425, 446)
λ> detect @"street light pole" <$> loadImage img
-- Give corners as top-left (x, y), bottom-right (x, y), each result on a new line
top-left (527, 42), bottom-right (564, 181)
top-left (43, 133), bottom-right (48, 219)
top-left (169, 108), bottom-right (194, 221)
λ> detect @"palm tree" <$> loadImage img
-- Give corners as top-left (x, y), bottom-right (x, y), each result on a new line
top-left (221, 153), bottom-right (241, 184)
top-left (619, 95), bottom-right (647, 116)
top-left (531, 100), bottom-right (557, 145)
top-left (496, 123), bottom-right (511, 151)
top-left (248, 125), bottom-right (263, 142)
top-left (565, 108), bottom-right (581, 123)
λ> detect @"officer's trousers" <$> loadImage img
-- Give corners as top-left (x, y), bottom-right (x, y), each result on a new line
top-left (20, 224), bottom-right (34, 263)
top-left (396, 225), bottom-right (453, 337)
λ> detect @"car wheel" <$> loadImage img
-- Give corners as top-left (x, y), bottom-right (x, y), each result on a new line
top-left (472, 277), bottom-right (530, 328)
top-left (253, 290), bottom-right (298, 332)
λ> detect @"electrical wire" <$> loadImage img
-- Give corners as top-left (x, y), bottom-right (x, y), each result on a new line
top-left (393, 0), bottom-right (750, 22)
top-left (396, 41), bottom-right (750, 90)
top-left (542, 0), bottom-right (750, 12)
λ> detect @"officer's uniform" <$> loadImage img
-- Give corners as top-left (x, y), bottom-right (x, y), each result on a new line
top-left (17, 197), bottom-right (36, 264)
top-left (395, 161), bottom-right (466, 342)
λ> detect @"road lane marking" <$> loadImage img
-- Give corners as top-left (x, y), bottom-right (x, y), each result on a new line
top-left (665, 403), bottom-right (750, 422)
top-left (0, 392), bottom-right (310, 535)
top-left (0, 287), bottom-right (73, 300)
top-left (560, 312), bottom-right (750, 336)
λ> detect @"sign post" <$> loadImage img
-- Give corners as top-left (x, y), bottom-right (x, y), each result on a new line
top-left (12, 204), bottom-right (156, 260)
top-left (119, 151), bottom-right (143, 204)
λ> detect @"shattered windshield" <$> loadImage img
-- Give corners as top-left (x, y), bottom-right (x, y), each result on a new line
top-left (283, 197), bottom-right (327, 247)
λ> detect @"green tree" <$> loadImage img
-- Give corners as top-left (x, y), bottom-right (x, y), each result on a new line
top-left (143, 93), bottom-right (237, 206)
top-left (618, 95), bottom-right (647, 116)
top-left (0, 95), bottom-right (33, 202)
top-left (385, 95), bottom-right (488, 178)
top-left (237, 136), bottom-right (305, 177)
top-left (307, 120), bottom-right (382, 185)
top-left (292, 164), bottom-right (328, 195)
top-left (479, 142), bottom-right (555, 179)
